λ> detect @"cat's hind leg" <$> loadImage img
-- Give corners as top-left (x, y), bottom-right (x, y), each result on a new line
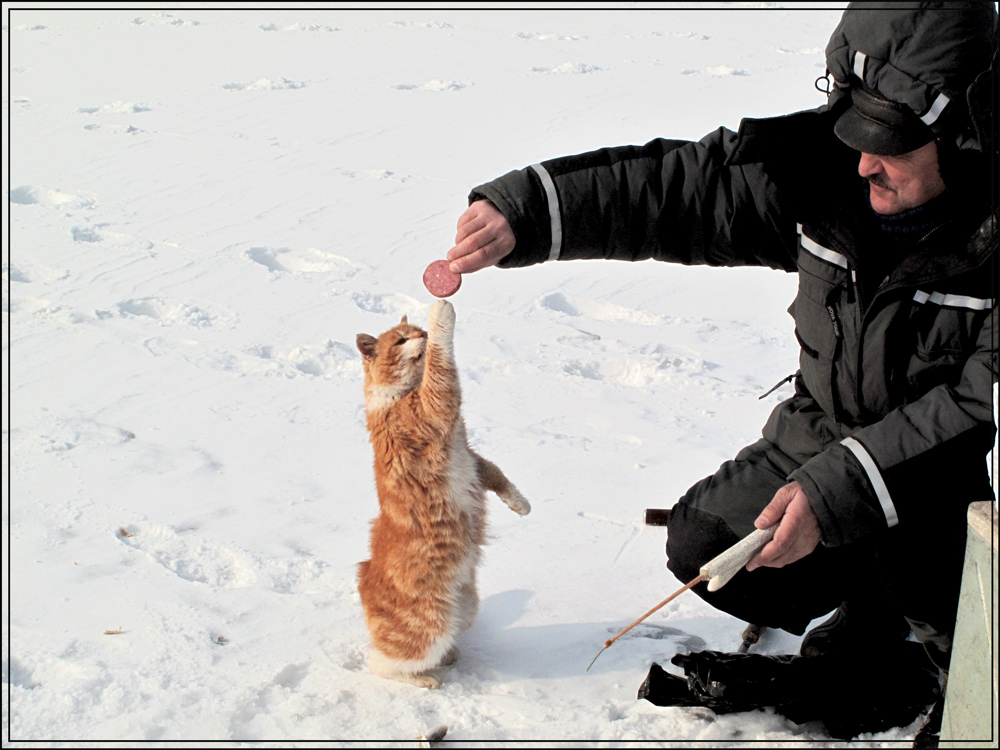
top-left (368, 650), bottom-right (444, 689)
top-left (475, 453), bottom-right (531, 515)
top-left (453, 563), bottom-right (480, 634)
top-left (368, 633), bottom-right (462, 690)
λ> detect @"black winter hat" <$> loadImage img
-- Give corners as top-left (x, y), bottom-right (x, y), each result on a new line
top-left (825, 2), bottom-right (997, 155)
top-left (834, 85), bottom-right (935, 155)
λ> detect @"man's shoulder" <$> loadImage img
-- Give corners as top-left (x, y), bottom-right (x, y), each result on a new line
top-left (726, 104), bottom-right (844, 167)
top-left (726, 103), bottom-right (861, 224)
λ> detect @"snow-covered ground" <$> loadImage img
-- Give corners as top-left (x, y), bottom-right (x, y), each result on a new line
top-left (4, 3), bottom-right (967, 746)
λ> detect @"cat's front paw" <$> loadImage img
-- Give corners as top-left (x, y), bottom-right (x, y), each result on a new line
top-left (501, 488), bottom-right (531, 516)
top-left (428, 300), bottom-right (455, 339)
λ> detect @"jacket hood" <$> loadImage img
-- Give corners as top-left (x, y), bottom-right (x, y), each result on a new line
top-left (825, 2), bottom-right (997, 154)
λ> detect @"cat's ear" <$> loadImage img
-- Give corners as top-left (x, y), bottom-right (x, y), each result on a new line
top-left (356, 334), bottom-right (378, 361)
top-left (399, 315), bottom-right (408, 326)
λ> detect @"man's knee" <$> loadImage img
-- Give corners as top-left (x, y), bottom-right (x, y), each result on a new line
top-left (664, 449), bottom-right (787, 578)
top-left (663, 490), bottom-right (844, 635)
top-left (664, 501), bottom-right (741, 583)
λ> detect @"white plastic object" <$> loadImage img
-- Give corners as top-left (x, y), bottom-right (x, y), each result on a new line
top-left (699, 525), bottom-right (777, 592)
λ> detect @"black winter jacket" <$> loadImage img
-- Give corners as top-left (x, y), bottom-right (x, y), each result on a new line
top-left (469, 106), bottom-right (997, 547)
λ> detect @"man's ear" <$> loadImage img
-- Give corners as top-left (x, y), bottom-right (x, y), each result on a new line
top-left (356, 334), bottom-right (378, 361)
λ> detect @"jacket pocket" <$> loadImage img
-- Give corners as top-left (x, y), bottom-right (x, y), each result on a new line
top-left (795, 227), bottom-right (850, 304)
top-left (791, 229), bottom-right (852, 419)
top-left (791, 292), bottom-right (842, 417)
top-left (904, 310), bottom-right (975, 397)
top-left (905, 347), bottom-right (966, 396)
top-left (793, 294), bottom-right (840, 358)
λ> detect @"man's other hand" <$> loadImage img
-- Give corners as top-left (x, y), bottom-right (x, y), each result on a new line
top-left (746, 481), bottom-right (822, 571)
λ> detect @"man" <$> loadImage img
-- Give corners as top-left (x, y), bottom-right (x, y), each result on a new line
top-left (446, 1), bottom-right (997, 731)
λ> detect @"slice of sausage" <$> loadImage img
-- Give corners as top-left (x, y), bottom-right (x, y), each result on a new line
top-left (423, 260), bottom-right (462, 298)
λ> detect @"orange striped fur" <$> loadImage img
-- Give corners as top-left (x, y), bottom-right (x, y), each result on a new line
top-left (355, 300), bottom-right (530, 688)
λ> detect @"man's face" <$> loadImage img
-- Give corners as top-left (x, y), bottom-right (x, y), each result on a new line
top-left (858, 140), bottom-right (947, 215)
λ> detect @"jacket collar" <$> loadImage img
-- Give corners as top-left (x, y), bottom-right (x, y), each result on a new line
top-left (730, 106), bottom-right (997, 286)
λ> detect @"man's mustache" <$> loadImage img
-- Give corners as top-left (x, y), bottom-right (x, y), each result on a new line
top-left (868, 174), bottom-right (895, 191)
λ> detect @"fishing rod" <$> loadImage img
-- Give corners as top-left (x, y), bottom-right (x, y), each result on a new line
top-left (587, 524), bottom-right (777, 671)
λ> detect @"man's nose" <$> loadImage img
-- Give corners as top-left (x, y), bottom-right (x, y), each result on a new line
top-left (858, 152), bottom-right (882, 178)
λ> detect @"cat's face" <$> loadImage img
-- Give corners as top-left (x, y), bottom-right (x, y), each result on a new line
top-left (356, 315), bottom-right (429, 392)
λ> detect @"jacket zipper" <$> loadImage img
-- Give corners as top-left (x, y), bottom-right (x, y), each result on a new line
top-left (826, 293), bottom-right (846, 422)
top-left (853, 221), bottom-right (949, 421)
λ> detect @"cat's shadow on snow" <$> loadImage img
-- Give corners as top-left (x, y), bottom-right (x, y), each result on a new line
top-left (466, 589), bottom-right (708, 679)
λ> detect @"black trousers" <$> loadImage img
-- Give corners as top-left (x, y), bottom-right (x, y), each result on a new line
top-left (664, 438), bottom-right (969, 660)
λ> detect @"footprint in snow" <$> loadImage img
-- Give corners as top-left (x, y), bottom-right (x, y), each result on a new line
top-left (81, 123), bottom-right (146, 135)
top-left (668, 31), bottom-right (711, 41)
top-left (4, 265), bottom-right (31, 284)
top-left (555, 328), bottom-right (602, 347)
top-left (537, 291), bottom-right (665, 326)
top-left (775, 45), bottom-right (823, 55)
top-left (342, 168), bottom-right (409, 182)
top-left (390, 20), bottom-right (454, 30)
top-left (258, 22), bottom-right (336, 32)
top-left (513, 31), bottom-right (587, 41)
top-left (393, 79), bottom-right (470, 91)
top-left (562, 345), bottom-right (712, 389)
top-left (118, 526), bottom-right (330, 594)
top-left (131, 13), bottom-right (199, 26)
top-left (245, 246), bottom-right (363, 278)
top-left (6, 657), bottom-right (41, 691)
top-left (33, 415), bottom-right (136, 454)
top-left (114, 297), bottom-right (236, 329)
top-left (273, 662), bottom-right (311, 689)
top-left (339, 647), bottom-right (367, 672)
top-left (352, 290), bottom-right (424, 319)
top-left (3, 262), bottom-right (68, 284)
top-left (267, 551), bottom-right (331, 595)
top-left (222, 77), bottom-right (306, 92)
top-left (531, 62), bottom-right (602, 74)
top-left (9, 185), bottom-right (95, 209)
top-left (5, 298), bottom-right (89, 323)
top-left (242, 340), bottom-right (361, 380)
top-left (77, 101), bottom-right (152, 115)
top-left (117, 524), bottom-right (257, 589)
top-left (70, 224), bottom-right (154, 250)
top-left (683, 65), bottom-right (751, 77)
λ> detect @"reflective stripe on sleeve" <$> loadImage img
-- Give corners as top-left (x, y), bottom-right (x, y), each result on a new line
top-left (841, 437), bottom-right (899, 528)
top-left (530, 163), bottom-right (562, 262)
top-left (913, 290), bottom-right (994, 311)
top-left (797, 224), bottom-right (849, 269)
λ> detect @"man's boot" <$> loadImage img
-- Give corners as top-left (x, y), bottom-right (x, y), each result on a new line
top-left (800, 600), bottom-right (912, 658)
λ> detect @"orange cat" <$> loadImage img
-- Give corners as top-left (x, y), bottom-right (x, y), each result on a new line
top-left (355, 300), bottom-right (530, 689)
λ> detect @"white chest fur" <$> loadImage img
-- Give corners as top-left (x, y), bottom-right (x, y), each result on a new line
top-left (445, 422), bottom-right (482, 515)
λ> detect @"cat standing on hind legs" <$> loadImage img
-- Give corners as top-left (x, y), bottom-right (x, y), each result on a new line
top-left (356, 300), bottom-right (530, 689)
